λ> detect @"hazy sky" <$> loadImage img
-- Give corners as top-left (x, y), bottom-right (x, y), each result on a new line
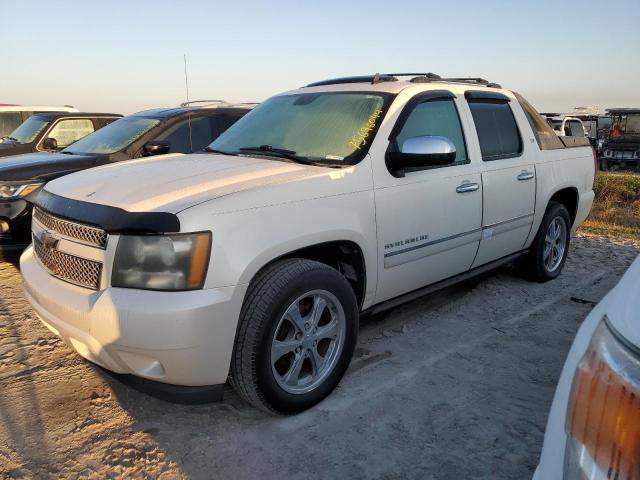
top-left (3, 0), bottom-right (639, 115)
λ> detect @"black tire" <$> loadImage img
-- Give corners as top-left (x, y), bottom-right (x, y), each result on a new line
top-left (521, 202), bottom-right (571, 282)
top-left (230, 259), bottom-right (358, 414)
top-left (599, 157), bottom-right (609, 171)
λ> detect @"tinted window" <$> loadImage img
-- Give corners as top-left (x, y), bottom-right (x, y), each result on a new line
top-left (46, 118), bottom-right (95, 148)
top-left (396, 98), bottom-right (467, 163)
top-left (568, 120), bottom-right (584, 137)
top-left (63, 117), bottom-right (159, 154)
top-left (515, 94), bottom-right (564, 150)
top-left (156, 119), bottom-right (191, 153)
top-left (468, 101), bottom-right (522, 160)
top-left (0, 112), bottom-right (23, 137)
top-left (156, 116), bottom-right (220, 153)
top-left (211, 114), bottom-right (244, 140)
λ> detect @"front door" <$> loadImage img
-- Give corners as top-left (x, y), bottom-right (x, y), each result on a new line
top-left (373, 92), bottom-right (483, 303)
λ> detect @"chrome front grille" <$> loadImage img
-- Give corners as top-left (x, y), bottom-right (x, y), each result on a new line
top-left (33, 235), bottom-right (102, 290)
top-left (33, 207), bottom-right (108, 249)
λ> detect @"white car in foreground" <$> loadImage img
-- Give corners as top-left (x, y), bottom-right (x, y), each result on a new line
top-left (535, 256), bottom-right (640, 480)
top-left (21, 73), bottom-right (595, 413)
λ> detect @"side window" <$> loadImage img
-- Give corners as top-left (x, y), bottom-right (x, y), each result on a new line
top-left (46, 119), bottom-right (95, 148)
top-left (0, 112), bottom-right (23, 136)
top-left (211, 114), bottom-right (244, 140)
top-left (155, 119), bottom-right (192, 153)
top-left (156, 116), bottom-right (219, 153)
top-left (515, 94), bottom-right (564, 150)
top-left (569, 121), bottom-right (584, 137)
top-left (187, 117), bottom-right (216, 152)
top-left (563, 122), bottom-right (572, 136)
top-left (468, 101), bottom-right (522, 160)
top-left (395, 99), bottom-right (468, 163)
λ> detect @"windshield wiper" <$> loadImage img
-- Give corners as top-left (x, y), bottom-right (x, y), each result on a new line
top-left (238, 145), bottom-right (315, 165)
top-left (203, 147), bottom-right (238, 156)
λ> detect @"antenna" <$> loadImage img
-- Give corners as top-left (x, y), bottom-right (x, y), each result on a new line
top-left (183, 54), bottom-right (193, 151)
top-left (183, 54), bottom-right (190, 104)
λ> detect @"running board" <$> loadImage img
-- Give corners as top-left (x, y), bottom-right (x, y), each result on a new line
top-left (364, 250), bottom-right (528, 316)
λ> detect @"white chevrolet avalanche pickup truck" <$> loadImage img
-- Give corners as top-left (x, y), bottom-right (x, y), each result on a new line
top-left (20, 73), bottom-right (596, 413)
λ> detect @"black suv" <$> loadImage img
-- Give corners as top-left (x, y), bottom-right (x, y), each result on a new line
top-left (601, 108), bottom-right (640, 170)
top-left (0, 105), bottom-right (252, 240)
top-left (0, 112), bottom-right (122, 157)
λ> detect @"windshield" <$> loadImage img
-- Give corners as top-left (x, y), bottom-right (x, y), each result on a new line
top-left (64, 116), bottom-right (160, 154)
top-left (0, 112), bottom-right (23, 138)
top-left (623, 115), bottom-right (640, 134)
top-left (208, 92), bottom-right (389, 164)
top-left (8, 115), bottom-right (49, 143)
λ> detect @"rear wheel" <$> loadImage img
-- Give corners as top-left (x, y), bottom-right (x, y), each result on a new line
top-left (522, 202), bottom-right (571, 282)
top-left (230, 259), bottom-right (358, 414)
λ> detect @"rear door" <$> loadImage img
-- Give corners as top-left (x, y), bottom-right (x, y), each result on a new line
top-left (465, 91), bottom-right (536, 267)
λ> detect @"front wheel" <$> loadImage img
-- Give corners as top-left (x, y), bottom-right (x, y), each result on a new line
top-left (522, 202), bottom-right (571, 282)
top-left (230, 259), bottom-right (358, 414)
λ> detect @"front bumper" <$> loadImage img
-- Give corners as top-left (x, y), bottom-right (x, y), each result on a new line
top-left (20, 246), bottom-right (247, 387)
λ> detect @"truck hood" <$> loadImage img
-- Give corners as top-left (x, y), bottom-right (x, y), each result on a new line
top-left (44, 153), bottom-right (336, 213)
top-left (604, 255), bottom-right (640, 348)
top-left (0, 151), bottom-right (97, 181)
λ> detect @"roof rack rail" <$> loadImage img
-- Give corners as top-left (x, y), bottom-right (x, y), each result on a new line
top-left (179, 99), bottom-right (226, 107)
top-left (304, 73), bottom-right (501, 89)
top-left (438, 78), bottom-right (502, 88)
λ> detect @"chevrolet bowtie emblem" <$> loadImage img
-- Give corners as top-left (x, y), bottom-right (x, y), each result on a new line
top-left (40, 230), bottom-right (60, 249)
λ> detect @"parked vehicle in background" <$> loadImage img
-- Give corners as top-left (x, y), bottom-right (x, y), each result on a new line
top-left (20, 73), bottom-right (595, 413)
top-left (0, 112), bottom-right (121, 158)
top-left (601, 108), bottom-right (640, 170)
top-left (534, 255), bottom-right (640, 480)
top-left (542, 114), bottom-right (587, 138)
top-left (0, 105), bottom-right (79, 139)
top-left (573, 114), bottom-right (612, 153)
top-left (0, 102), bottom-right (252, 241)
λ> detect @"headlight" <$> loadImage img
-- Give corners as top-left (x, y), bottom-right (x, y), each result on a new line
top-left (564, 317), bottom-right (640, 480)
top-left (111, 232), bottom-right (211, 291)
top-left (0, 182), bottom-right (43, 199)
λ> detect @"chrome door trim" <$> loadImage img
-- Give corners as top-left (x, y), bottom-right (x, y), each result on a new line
top-left (483, 213), bottom-right (534, 230)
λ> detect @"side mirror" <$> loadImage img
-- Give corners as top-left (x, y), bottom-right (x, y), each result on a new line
top-left (143, 140), bottom-right (170, 156)
top-left (42, 137), bottom-right (58, 151)
top-left (387, 135), bottom-right (456, 175)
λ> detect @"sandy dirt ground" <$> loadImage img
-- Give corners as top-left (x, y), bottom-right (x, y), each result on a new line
top-left (0, 233), bottom-right (638, 479)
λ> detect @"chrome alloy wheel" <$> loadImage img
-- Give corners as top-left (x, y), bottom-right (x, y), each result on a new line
top-left (543, 216), bottom-right (567, 273)
top-left (270, 290), bottom-right (346, 394)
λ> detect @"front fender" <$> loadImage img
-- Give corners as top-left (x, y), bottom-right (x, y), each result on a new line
top-left (181, 191), bottom-right (378, 308)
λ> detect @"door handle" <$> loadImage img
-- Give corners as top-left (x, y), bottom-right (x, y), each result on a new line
top-left (517, 171), bottom-right (535, 181)
top-left (456, 182), bottom-right (479, 193)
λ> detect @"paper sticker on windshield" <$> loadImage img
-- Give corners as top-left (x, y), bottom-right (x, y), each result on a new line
top-left (325, 155), bottom-right (344, 161)
top-left (349, 109), bottom-right (383, 150)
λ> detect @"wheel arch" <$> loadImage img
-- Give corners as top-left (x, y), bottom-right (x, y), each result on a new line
top-left (243, 239), bottom-right (368, 310)
top-left (548, 186), bottom-right (579, 225)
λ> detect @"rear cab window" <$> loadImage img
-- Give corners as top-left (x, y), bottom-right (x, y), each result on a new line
top-left (465, 91), bottom-right (522, 160)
